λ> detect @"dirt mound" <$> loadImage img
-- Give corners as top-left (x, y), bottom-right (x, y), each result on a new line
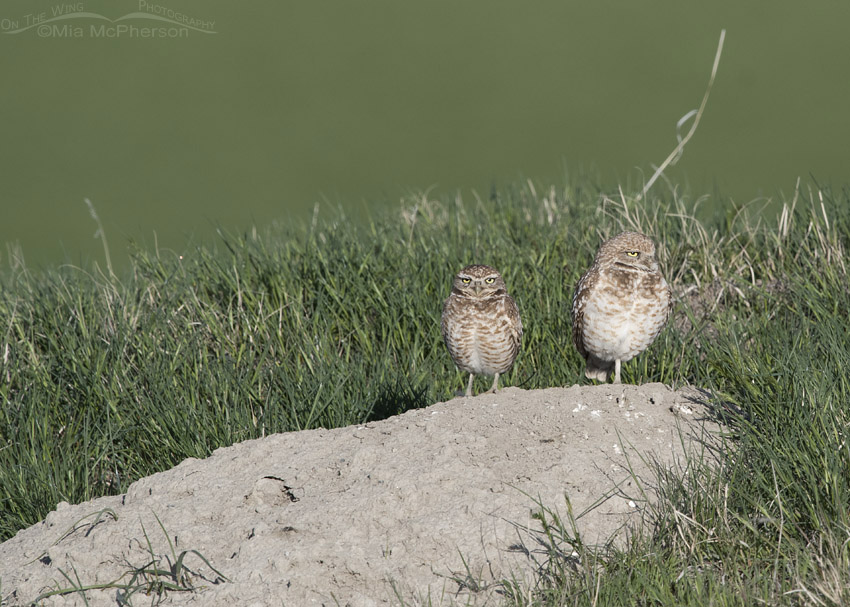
top-left (0, 383), bottom-right (717, 606)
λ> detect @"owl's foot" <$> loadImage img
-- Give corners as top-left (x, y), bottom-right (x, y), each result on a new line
top-left (484, 373), bottom-right (501, 394)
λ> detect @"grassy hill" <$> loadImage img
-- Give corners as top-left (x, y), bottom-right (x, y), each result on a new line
top-left (2, 180), bottom-right (849, 604)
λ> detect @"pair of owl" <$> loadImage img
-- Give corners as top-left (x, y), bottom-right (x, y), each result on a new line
top-left (441, 231), bottom-right (672, 396)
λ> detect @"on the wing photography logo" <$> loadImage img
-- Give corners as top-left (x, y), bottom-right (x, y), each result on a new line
top-left (1, 1), bottom-right (216, 38)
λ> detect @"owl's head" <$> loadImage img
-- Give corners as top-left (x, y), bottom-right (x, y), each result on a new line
top-left (452, 264), bottom-right (507, 298)
top-left (598, 231), bottom-right (659, 273)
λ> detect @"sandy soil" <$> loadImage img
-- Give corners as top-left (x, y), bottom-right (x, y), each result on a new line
top-left (0, 383), bottom-right (718, 607)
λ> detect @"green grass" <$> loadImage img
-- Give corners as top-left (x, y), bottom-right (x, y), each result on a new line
top-left (2, 179), bottom-right (850, 605)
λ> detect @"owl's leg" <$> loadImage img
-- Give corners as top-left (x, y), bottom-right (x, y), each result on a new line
top-left (465, 373), bottom-right (475, 397)
top-left (612, 359), bottom-right (622, 384)
top-left (485, 373), bottom-right (500, 394)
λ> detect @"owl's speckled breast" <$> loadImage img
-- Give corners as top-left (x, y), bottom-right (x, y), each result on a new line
top-left (443, 296), bottom-right (520, 376)
top-left (581, 273), bottom-right (670, 363)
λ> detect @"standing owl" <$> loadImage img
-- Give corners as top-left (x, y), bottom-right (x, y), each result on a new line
top-left (441, 265), bottom-right (523, 397)
top-left (571, 231), bottom-right (672, 384)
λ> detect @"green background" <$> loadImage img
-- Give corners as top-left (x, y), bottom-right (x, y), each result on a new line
top-left (2, 0), bottom-right (849, 268)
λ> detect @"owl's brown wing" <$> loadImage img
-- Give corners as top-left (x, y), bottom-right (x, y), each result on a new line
top-left (440, 296), bottom-right (452, 345)
top-left (571, 276), bottom-right (590, 360)
top-left (505, 294), bottom-right (523, 351)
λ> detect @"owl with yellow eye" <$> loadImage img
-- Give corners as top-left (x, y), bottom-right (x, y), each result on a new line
top-left (571, 231), bottom-right (672, 384)
top-left (441, 264), bottom-right (522, 396)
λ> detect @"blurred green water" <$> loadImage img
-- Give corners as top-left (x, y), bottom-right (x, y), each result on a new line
top-left (2, 0), bottom-right (849, 269)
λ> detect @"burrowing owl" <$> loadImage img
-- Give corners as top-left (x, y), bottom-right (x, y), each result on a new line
top-left (441, 265), bottom-right (523, 397)
top-left (571, 231), bottom-right (672, 384)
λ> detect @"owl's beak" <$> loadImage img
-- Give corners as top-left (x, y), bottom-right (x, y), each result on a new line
top-left (473, 285), bottom-right (483, 295)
